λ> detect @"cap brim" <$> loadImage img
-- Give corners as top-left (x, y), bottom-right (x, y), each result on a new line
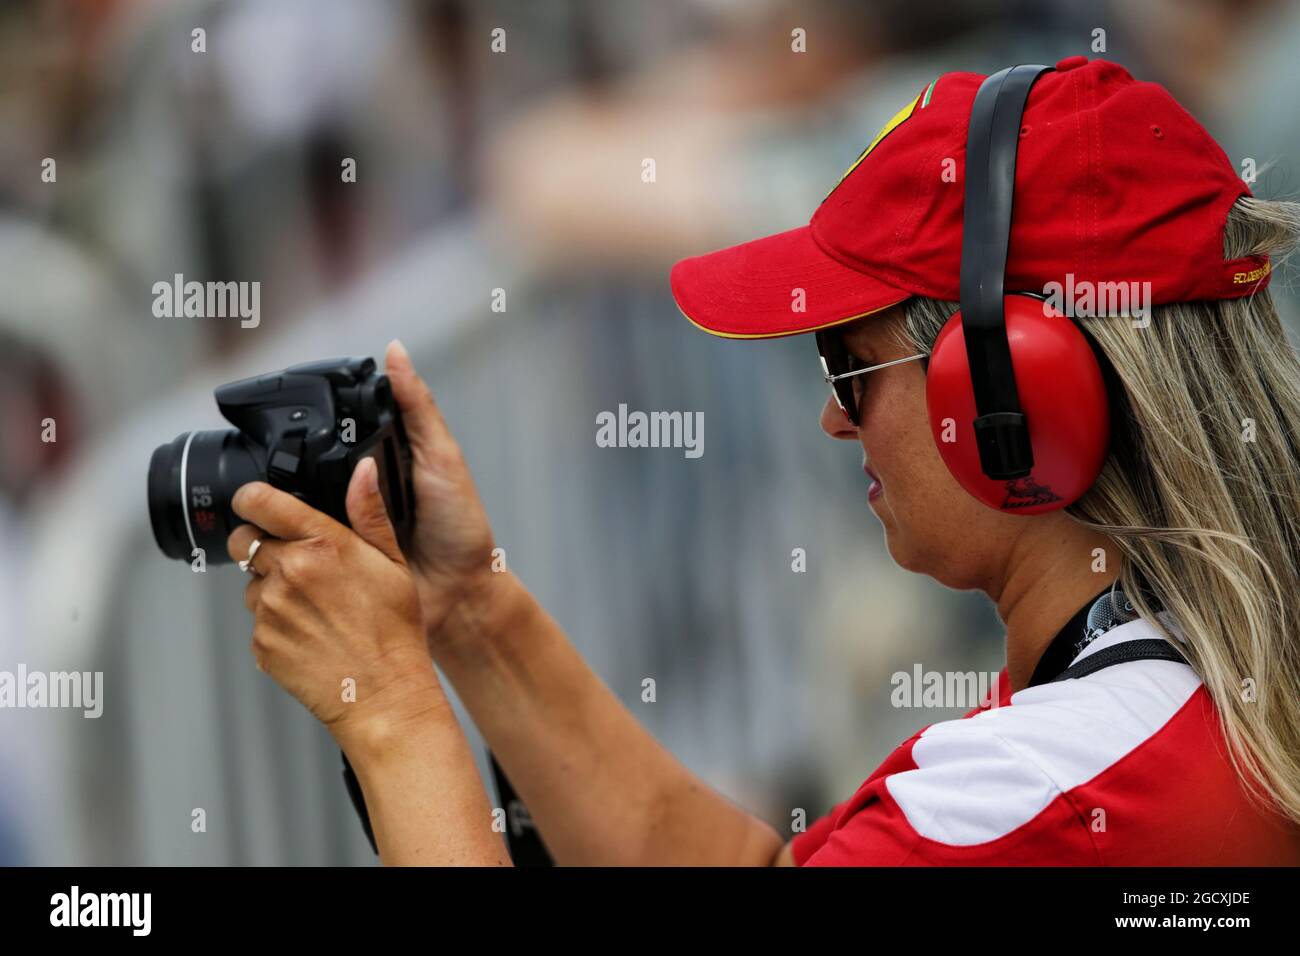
top-left (670, 225), bottom-right (910, 339)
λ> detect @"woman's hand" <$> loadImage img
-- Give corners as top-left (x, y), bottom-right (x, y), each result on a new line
top-left (226, 458), bottom-right (448, 755)
top-left (381, 340), bottom-right (521, 655)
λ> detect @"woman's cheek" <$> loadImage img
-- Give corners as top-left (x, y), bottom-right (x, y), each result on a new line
top-left (880, 434), bottom-right (944, 529)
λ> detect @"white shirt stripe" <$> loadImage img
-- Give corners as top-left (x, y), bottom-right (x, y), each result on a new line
top-left (885, 617), bottom-right (1202, 846)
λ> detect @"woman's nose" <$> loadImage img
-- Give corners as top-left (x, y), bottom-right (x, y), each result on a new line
top-left (820, 394), bottom-right (859, 440)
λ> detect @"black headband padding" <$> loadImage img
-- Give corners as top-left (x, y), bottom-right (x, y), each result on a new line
top-left (959, 63), bottom-right (1053, 479)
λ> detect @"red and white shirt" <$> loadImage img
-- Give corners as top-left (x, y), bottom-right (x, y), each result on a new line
top-left (793, 616), bottom-right (1300, 865)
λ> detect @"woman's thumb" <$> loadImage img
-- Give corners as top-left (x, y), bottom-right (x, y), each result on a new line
top-left (346, 457), bottom-right (405, 564)
top-left (384, 339), bottom-right (450, 452)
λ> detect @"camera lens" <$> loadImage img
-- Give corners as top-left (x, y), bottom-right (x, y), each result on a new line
top-left (148, 430), bottom-right (263, 563)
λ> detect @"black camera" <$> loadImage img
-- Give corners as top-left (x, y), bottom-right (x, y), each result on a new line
top-left (148, 357), bottom-right (414, 564)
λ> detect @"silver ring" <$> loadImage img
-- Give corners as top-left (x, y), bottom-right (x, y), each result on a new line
top-left (238, 538), bottom-right (263, 575)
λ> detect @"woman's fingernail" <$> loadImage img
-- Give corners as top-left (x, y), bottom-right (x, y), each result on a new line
top-left (389, 339), bottom-right (410, 364)
top-left (365, 456), bottom-right (380, 492)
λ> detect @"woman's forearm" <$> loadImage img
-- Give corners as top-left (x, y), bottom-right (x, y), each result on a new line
top-left (342, 695), bottom-right (512, 866)
top-left (429, 572), bottom-right (785, 866)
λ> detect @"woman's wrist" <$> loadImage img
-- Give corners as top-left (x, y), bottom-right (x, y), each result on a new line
top-left (330, 657), bottom-right (456, 768)
top-left (424, 568), bottom-right (535, 663)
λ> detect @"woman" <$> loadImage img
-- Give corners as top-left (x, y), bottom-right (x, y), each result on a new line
top-left (226, 58), bottom-right (1300, 864)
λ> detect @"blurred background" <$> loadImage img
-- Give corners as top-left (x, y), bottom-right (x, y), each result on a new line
top-left (1, 0), bottom-right (1298, 864)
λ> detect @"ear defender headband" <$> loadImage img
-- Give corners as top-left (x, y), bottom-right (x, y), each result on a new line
top-left (925, 64), bottom-right (1111, 514)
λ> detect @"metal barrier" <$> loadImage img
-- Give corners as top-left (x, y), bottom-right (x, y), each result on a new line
top-left (22, 218), bottom-right (952, 864)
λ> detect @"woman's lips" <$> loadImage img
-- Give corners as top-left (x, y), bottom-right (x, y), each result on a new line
top-left (865, 462), bottom-right (882, 501)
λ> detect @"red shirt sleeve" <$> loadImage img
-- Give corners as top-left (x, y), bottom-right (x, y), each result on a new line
top-left (790, 799), bottom-right (849, 865)
top-left (796, 772), bottom-right (1098, 865)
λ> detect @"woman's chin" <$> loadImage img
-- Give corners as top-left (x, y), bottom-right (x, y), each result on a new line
top-left (883, 534), bottom-right (927, 576)
top-left (874, 507), bottom-right (921, 572)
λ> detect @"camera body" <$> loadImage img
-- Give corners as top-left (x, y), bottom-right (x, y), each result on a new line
top-left (149, 357), bottom-right (414, 564)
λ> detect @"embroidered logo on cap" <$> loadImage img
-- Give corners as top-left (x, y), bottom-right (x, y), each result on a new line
top-left (1232, 261), bottom-right (1271, 284)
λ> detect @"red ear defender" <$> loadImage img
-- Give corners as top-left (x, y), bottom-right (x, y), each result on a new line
top-left (925, 295), bottom-right (1110, 514)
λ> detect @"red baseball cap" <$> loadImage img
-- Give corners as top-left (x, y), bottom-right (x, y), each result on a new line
top-left (670, 56), bottom-right (1270, 339)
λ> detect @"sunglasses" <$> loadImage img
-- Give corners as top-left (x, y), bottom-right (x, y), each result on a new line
top-left (815, 328), bottom-right (927, 426)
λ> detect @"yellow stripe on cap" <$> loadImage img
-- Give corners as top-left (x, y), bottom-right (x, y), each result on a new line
top-left (823, 92), bottom-right (921, 203)
top-left (674, 298), bottom-right (909, 341)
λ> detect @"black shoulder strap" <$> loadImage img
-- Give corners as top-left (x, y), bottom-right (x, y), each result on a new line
top-left (1049, 639), bottom-right (1188, 683)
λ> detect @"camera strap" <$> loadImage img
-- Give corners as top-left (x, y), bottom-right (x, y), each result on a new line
top-left (490, 754), bottom-right (555, 866)
top-left (341, 752), bottom-right (378, 854)
top-left (1028, 585), bottom-right (1186, 687)
top-left (1048, 638), bottom-right (1187, 683)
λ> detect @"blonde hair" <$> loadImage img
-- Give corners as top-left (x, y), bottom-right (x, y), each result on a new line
top-left (899, 197), bottom-right (1300, 826)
